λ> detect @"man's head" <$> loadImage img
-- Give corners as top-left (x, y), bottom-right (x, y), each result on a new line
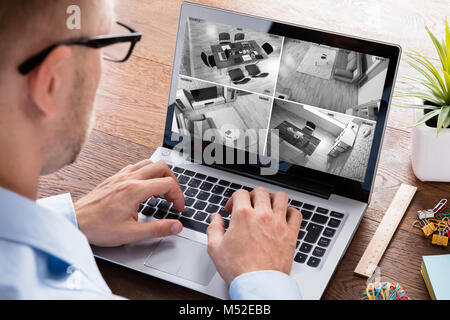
top-left (0, 0), bottom-right (114, 175)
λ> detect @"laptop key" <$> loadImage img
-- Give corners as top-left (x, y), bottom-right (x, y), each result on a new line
top-left (218, 207), bottom-right (229, 218)
top-left (323, 227), bottom-right (336, 238)
top-left (197, 191), bottom-right (210, 201)
top-left (242, 186), bottom-right (253, 192)
top-left (146, 197), bottom-right (159, 207)
top-left (154, 210), bottom-right (167, 219)
top-left (184, 170), bottom-right (195, 177)
top-left (185, 187), bottom-right (198, 198)
top-left (316, 207), bottom-right (329, 214)
top-left (211, 185), bottom-right (225, 195)
top-left (328, 218), bottom-right (341, 228)
top-left (157, 200), bottom-right (171, 211)
top-left (185, 197), bottom-right (195, 207)
top-left (181, 207), bottom-right (195, 218)
top-left (166, 213), bottom-right (180, 220)
top-left (312, 247), bottom-right (326, 257)
top-left (194, 211), bottom-right (208, 222)
top-left (206, 176), bottom-right (218, 183)
top-left (141, 206), bottom-right (156, 216)
top-left (223, 219), bottom-right (230, 229)
top-left (220, 198), bottom-right (229, 207)
top-left (188, 178), bottom-right (202, 188)
top-left (301, 210), bottom-right (312, 220)
top-left (311, 214), bottom-right (328, 224)
top-left (290, 200), bottom-right (303, 208)
top-left (318, 237), bottom-right (331, 247)
top-left (230, 183), bottom-right (242, 189)
top-left (294, 252), bottom-right (308, 264)
top-left (224, 188), bottom-right (236, 197)
top-left (330, 211), bottom-right (345, 219)
top-left (179, 217), bottom-right (208, 233)
top-left (193, 200), bottom-right (207, 211)
top-left (299, 243), bottom-right (313, 253)
top-left (195, 173), bottom-right (207, 180)
top-left (218, 180), bottom-right (230, 187)
top-left (307, 257), bottom-right (321, 268)
top-left (298, 230), bottom-right (306, 240)
top-left (300, 220), bottom-right (308, 229)
top-left (178, 175), bottom-right (190, 185)
top-left (172, 167), bottom-right (184, 174)
top-left (138, 203), bottom-right (145, 212)
top-left (200, 182), bottom-right (213, 191)
top-left (303, 203), bottom-right (315, 211)
top-left (305, 223), bottom-right (324, 244)
top-left (180, 185), bottom-right (187, 192)
top-left (205, 204), bottom-right (219, 214)
top-left (209, 194), bottom-right (222, 204)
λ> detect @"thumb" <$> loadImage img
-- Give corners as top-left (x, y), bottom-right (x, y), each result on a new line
top-left (130, 219), bottom-right (183, 241)
top-left (206, 213), bottom-right (225, 255)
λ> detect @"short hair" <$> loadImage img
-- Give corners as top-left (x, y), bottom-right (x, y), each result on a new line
top-left (0, 0), bottom-right (109, 79)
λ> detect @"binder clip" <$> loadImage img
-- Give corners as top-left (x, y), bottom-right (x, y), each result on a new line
top-left (417, 209), bottom-right (435, 220)
top-left (413, 219), bottom-right (437, 238)
top-left (431, 224), bottom-right (448, 247)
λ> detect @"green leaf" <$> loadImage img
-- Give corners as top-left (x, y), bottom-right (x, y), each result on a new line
top-left (394, 91), bottom-right (445, 105)
top-left (426, 25), bottom-right (448, 72)
top-left (446, 18), bottom-right (450, 73)
top-left (405, 58), bottom-right (443, 94)
top-left (398, 75), bottom-right (445, 98)
top-left (444, 115), bottom-right (450, 128)
top-left (406, 50), bottom-right (446, 90)
top-left (392, 103), bottom-right (440, 110)
top-left (442, 69), bottom-right (450, 103)
top-left (437, 106), bottom-right (450, 134)
top-left (415, 109), bottom-right (441, 127)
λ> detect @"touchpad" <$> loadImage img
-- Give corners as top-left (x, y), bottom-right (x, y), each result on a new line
top-left (144, 237), bottom-right (216, 286)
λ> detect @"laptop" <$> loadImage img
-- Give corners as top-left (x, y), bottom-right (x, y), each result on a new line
top-left (92, 2), bottom-right (401, 299)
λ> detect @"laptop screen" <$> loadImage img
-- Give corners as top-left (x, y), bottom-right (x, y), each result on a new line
top-left (165, 2), bottom-right (400, 202)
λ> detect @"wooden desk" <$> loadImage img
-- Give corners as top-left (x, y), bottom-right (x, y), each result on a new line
top-left (38, 0), bottom-right (450, 300)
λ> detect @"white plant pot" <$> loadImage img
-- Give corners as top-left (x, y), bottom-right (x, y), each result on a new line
top-left (411, 100), bottom-right (450, 182)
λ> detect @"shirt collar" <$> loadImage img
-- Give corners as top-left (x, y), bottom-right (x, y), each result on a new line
top-left (0, 187), bottom-right (102, 281)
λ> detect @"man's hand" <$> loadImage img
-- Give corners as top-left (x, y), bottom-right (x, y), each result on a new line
top-left (74, 160), bottom-right (184, 247)
top-left (206, 187), bottom-right (302, 285)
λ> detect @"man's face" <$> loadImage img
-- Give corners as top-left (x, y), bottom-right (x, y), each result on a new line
top-left (41, 2), bottom-right (113, 175)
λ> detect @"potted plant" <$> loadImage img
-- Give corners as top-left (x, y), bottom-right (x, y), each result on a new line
top-left (394, 19), bottom-right (450, 182)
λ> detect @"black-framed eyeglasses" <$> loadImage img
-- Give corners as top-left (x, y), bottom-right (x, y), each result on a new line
top-left (18, 22), bottom-right (142, 75)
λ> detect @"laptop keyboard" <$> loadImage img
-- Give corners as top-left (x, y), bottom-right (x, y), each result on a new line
top-left (138, 165), bottom-right (346, 269)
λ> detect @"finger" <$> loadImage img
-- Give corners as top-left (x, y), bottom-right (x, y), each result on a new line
top-left (206, 213), bottom-right (225, 255)
top-left (250, 187), bottom-right (272, 214)
top-left (130, 219), bottom-right (183, 242)
top-left (118, 159), bottom-right (153, 175)
top-left (134, 177), bottom-right (185, 212)
top-left (270, 192), bottom-right (289, 217)
top-left (225, 189), bottom-right (251, 216)
top-left (286, 207), bottom-right (302, 233)
top-left (134, 160), bottom-right (177, 181)
top-left (129, 159), bottom-right (154, 172)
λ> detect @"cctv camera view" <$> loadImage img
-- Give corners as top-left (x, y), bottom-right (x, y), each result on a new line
top-left (174, 17), bottom-right (389, 181)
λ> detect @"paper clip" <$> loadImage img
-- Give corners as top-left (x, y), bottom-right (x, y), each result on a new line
top-left (431, 223), bottom-right (448, 247)
top-left (433, 199), bottom-right (447, 215)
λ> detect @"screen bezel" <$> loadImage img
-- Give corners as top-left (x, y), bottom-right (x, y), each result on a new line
top-left (163, 1), bottom-right (401, 203)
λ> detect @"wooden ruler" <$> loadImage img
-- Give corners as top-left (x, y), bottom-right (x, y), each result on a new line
top-left (354, 184), bottom-right (417, 278)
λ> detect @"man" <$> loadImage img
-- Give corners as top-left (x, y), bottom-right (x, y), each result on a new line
top-left (0, 0), bottom-right (302, 299)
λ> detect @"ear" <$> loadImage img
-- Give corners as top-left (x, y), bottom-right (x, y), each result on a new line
top-left (27, 46), bottom-right (72, 118)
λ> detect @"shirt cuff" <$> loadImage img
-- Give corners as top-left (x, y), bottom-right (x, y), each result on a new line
top-left (36, 193), bottom-right (78, 228)
top-left (229, 270), bottom-right (302, 300)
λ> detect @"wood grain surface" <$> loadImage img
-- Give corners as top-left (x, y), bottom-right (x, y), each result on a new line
top-left (38, 0), bottom-right (450, 300)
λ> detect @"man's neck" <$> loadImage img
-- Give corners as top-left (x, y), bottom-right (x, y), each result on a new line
top-left (0, 128), bottom-right (42, 200)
